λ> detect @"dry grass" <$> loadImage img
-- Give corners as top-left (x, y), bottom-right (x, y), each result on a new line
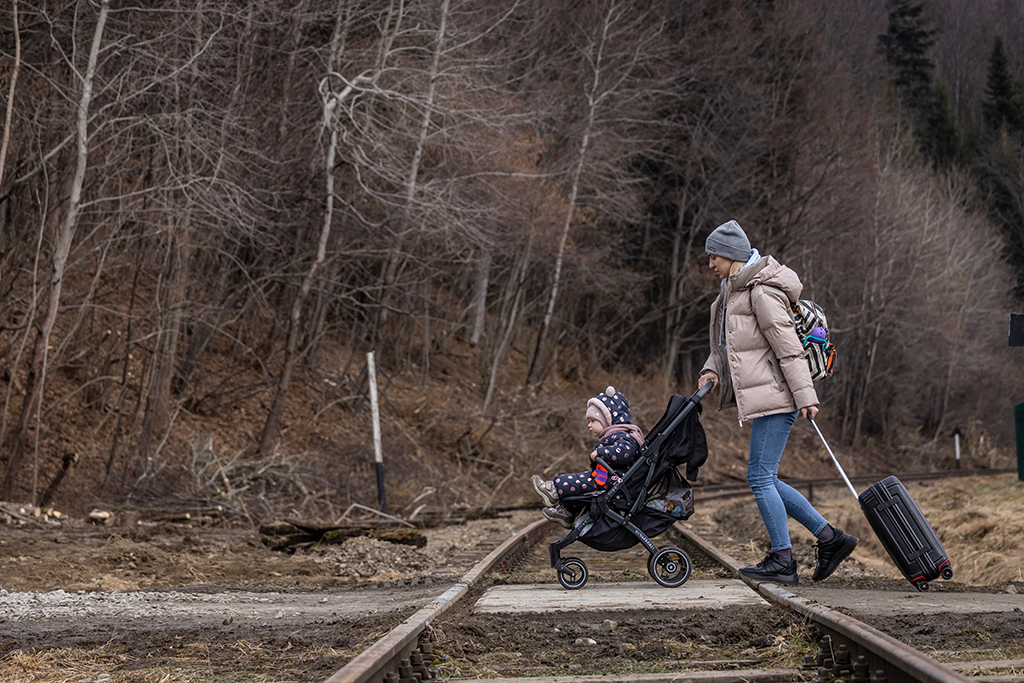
top-left (914, 474), bottom-right (1024, 585)
top-left (776, 473), bottom-right (1024, 586)
top-left (0, 648), bottom-right (126, 683)
top-left (0, 642), bottom-right (344, 683)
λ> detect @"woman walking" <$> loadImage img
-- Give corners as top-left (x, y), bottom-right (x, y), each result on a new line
top-left (698, 220), bottom-right (857, 585)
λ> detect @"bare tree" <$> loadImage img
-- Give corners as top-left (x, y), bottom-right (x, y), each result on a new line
top-left (0, 0), bottom-right (1021, 512)
top-left (816, 118), bottom-right (1014, 451)
top-left (525, 0), bottom-right (666, 385)
top-left (376, 0), bottom-right (450, 360)
top-left (2, 0), bottom-right (110, 501)
top-left (482, 231), bottom-right (532, 414)
top-left (661, 186), bottom-right (706, 391)
top-left (257, 40), bottom-right (366, 454)
top-left (0, 0), bottom-right (19, 190)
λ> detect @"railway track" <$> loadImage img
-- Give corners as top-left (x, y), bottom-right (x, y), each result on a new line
top-left (326, 507), bottom-right (1024, 683)
top-left (696, 467), bottom-right (1017, 502)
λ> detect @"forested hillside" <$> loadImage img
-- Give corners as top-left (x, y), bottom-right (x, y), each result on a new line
top-left (0, 0), bottom-right (1022, 518)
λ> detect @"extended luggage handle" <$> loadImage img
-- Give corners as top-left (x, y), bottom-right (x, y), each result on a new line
top-left (808, 417), bottom-right (860, 502)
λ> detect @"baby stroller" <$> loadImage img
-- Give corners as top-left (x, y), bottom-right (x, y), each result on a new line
top-left (549, 381), bottom-right (712, 590)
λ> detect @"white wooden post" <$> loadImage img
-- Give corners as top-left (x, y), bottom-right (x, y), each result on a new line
top-left (367, 351), bottom-right (386, 512)
top-left (952, 426), bottom-right (962, 471)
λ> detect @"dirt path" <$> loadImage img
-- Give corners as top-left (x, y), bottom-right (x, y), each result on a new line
top-left (0, 510), bottom-right (535, 681)
top-left (2, 474), bottom-right (1022, 681)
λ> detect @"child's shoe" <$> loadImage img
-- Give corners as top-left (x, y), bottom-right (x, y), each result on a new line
top-left (531, 475), bottom-right (559, 507)
top-left (542, 504), bottom-right (574, 529)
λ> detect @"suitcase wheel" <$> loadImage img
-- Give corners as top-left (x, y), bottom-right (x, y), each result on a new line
top-left (941, 567), bottom-right (954, 580)
top-left (913, 579), bottom-right (929, 592)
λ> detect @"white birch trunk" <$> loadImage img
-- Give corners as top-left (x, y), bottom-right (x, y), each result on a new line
top-left (2, 0), bottom-right (109, 500)
top-left (379, 0), bottom-right (449, 333)
top-left (469, 248), bottom-right (490, 347)
top-left (258, 5), bottom-right (359, 455)
top-left (528, 5), bottom-right (613, 384)
top-left (0, 0), bottom-right (20, 189)
top-left (258, 111), bottom-right (339, 456)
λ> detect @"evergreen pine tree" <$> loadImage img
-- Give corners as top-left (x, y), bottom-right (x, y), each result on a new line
top-left (974, 138), bottom-right (1024, 298)
top-left (919, 77), bottom-right (961, 167)
top-left (982, 34), bottom-right (1024, 135)
top-left (878, 0), bottom-right (938, 116)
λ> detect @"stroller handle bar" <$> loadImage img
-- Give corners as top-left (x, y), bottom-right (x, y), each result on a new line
top-left (696, 379), bottom-right (714, 401)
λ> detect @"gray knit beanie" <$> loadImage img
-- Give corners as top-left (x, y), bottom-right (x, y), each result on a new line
top-left (705, 220), bottom-right (751, 262)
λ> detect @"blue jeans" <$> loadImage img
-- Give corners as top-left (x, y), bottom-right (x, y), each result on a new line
top-left (748, 411), bottom-right (828, 552)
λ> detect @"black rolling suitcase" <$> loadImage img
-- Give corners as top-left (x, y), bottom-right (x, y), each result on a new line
top-left (858, 475), bottom-right (953, 591)
top-left (810, 419), bottom-right (953, 592)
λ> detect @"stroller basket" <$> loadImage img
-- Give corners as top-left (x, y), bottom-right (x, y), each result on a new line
top-left (548, 381), bottom-right (712, 589)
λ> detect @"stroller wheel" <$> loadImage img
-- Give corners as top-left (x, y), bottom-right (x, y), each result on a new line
top-left (557, 558), bottom-right (588, 590)
top-left (649, 545), bottom-right (692, 588)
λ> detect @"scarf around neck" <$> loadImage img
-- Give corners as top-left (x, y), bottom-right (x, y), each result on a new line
top-left (599, 423), bottom-right (645, 448)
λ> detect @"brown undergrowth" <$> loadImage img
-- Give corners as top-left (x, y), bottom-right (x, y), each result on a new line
top-left (7, 327), bottom-right (1016, 537)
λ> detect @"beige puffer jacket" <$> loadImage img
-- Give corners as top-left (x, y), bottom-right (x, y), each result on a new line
top-left (700, 255), bottom-right (818, 422)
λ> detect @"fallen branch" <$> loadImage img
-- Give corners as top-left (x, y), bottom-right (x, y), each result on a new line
top-left (259, 518), bottom-right (425, 551)
top-left (337, 502), bottom-right (415, 528)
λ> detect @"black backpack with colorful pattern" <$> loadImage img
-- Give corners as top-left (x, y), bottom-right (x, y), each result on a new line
top-left (791, 298), bottom-right (836, 381)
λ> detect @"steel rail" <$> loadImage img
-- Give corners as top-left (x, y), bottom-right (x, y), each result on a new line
top-left (694, 466), bottom-right (1016, 500)
top-left (671, 521), bottom-right (971, 683)
top-left (325, 512), bottom-right (975, 683)
top-left (324, 518), bottom-right (549, 683)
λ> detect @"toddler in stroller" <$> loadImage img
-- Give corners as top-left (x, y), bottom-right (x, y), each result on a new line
top-left (534, 382), bottom-right (712, 589)
top-left (531, 386), bottom-right (646, 529)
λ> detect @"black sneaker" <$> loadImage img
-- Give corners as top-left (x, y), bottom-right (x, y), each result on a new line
top-left (812, 528), bottom-right (858, 582)
top-left (740, 551), bottom-right (798, 585)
